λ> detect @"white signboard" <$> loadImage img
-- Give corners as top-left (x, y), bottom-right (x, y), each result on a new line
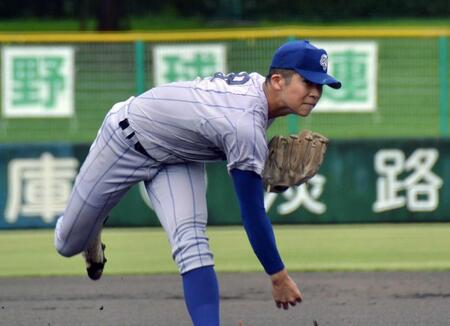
top-left (2, 46), bottom-right (74, 118)
top-left (314, 41), bottom-right (378, 112)
top-left (153, 44), bottom-right (227, 85)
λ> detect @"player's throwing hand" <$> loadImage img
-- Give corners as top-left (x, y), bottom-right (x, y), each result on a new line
top-left (270, 268), bottom-right (303, 310)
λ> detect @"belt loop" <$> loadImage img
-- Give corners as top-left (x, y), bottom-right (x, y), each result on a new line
top-left (134, 142), bottom-right (151, 158)
top-left (119, 118), bottom-right (152, 159)
top-left (119, 118), bottom-right (130, 130)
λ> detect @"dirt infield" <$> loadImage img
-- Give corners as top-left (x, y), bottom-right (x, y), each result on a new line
top-left (1, 272), bottom-right (450, 326)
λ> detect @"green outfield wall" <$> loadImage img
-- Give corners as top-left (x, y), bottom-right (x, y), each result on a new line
top-left (0, 139), bottom-right (448, 229)
top-left (0, 27), bottom-right (449, 142)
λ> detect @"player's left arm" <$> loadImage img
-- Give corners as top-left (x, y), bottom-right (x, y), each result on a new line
top-left (230, 168), bottom-right (303, 309)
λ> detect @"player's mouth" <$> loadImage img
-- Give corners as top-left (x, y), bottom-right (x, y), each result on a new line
top-left (303, 103), bottom-right (317, 110)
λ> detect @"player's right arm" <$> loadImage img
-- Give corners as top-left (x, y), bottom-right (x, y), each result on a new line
top-left (230, 168), bottom-right (303, 309)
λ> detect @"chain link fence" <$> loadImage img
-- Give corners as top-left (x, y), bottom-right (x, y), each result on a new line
top-left (0, 28), bottom-right (448, 142)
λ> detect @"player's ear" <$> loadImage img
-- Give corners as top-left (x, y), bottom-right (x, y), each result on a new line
top-left (270, 74), bottom-right (284, 91)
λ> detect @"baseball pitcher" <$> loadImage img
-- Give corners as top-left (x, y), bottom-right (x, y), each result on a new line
top-left (54, 40), bottom-right (341, 326)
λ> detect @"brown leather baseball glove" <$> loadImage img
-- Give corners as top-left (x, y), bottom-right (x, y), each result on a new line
top-left (262, 130), bottom-right (329, 193)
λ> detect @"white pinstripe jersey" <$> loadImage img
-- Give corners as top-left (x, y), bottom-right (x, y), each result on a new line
top-left (126, 72), bottom-right (271, 175)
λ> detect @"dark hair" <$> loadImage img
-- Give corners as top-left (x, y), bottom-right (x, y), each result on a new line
top-left (265, 68), bottom-right (296, 85)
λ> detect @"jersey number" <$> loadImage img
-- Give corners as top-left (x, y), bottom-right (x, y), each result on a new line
top-left (212, 72), bottom-right (250, 85)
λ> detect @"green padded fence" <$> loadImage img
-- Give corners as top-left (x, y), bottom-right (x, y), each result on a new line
top-left (0, 27), bottom-right (449, 143)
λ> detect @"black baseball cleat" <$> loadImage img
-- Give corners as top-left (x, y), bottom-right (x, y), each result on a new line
top-left (86, 244), bottom-right (107, 281)
top-left (82, 236), bottom-right (107, 281)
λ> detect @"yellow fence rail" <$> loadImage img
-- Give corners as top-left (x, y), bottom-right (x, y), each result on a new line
top-left (0, 26), bottom-right (450, 43)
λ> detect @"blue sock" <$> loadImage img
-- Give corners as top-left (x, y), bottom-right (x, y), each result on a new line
top-left (182, 265), bottom-right (220, 326)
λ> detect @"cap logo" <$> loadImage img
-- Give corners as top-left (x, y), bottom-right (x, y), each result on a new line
top-left (320, 54), bottom-right (328, 71)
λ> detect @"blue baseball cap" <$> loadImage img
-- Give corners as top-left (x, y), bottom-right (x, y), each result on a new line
top-left (270, 40), bottom-right (342, 89)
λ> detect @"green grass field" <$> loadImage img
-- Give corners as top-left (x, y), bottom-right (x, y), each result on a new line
top-left (1, 223), bottom-right (450, 277)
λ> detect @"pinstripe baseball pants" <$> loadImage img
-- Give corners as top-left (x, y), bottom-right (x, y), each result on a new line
top-left (55, 101), bottom-right (214, 274)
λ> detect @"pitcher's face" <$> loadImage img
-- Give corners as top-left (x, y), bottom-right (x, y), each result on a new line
top-left (280, 73), bottom-right (323, 117)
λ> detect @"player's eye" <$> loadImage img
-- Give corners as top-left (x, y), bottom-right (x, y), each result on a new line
top-left (303, 78), bottom-right (314, 87)
top-left (303, 78), bottom-right (322, 91)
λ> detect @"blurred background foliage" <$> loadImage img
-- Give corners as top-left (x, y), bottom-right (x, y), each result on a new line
top-left (0, 0), bottom-right (449, 31)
